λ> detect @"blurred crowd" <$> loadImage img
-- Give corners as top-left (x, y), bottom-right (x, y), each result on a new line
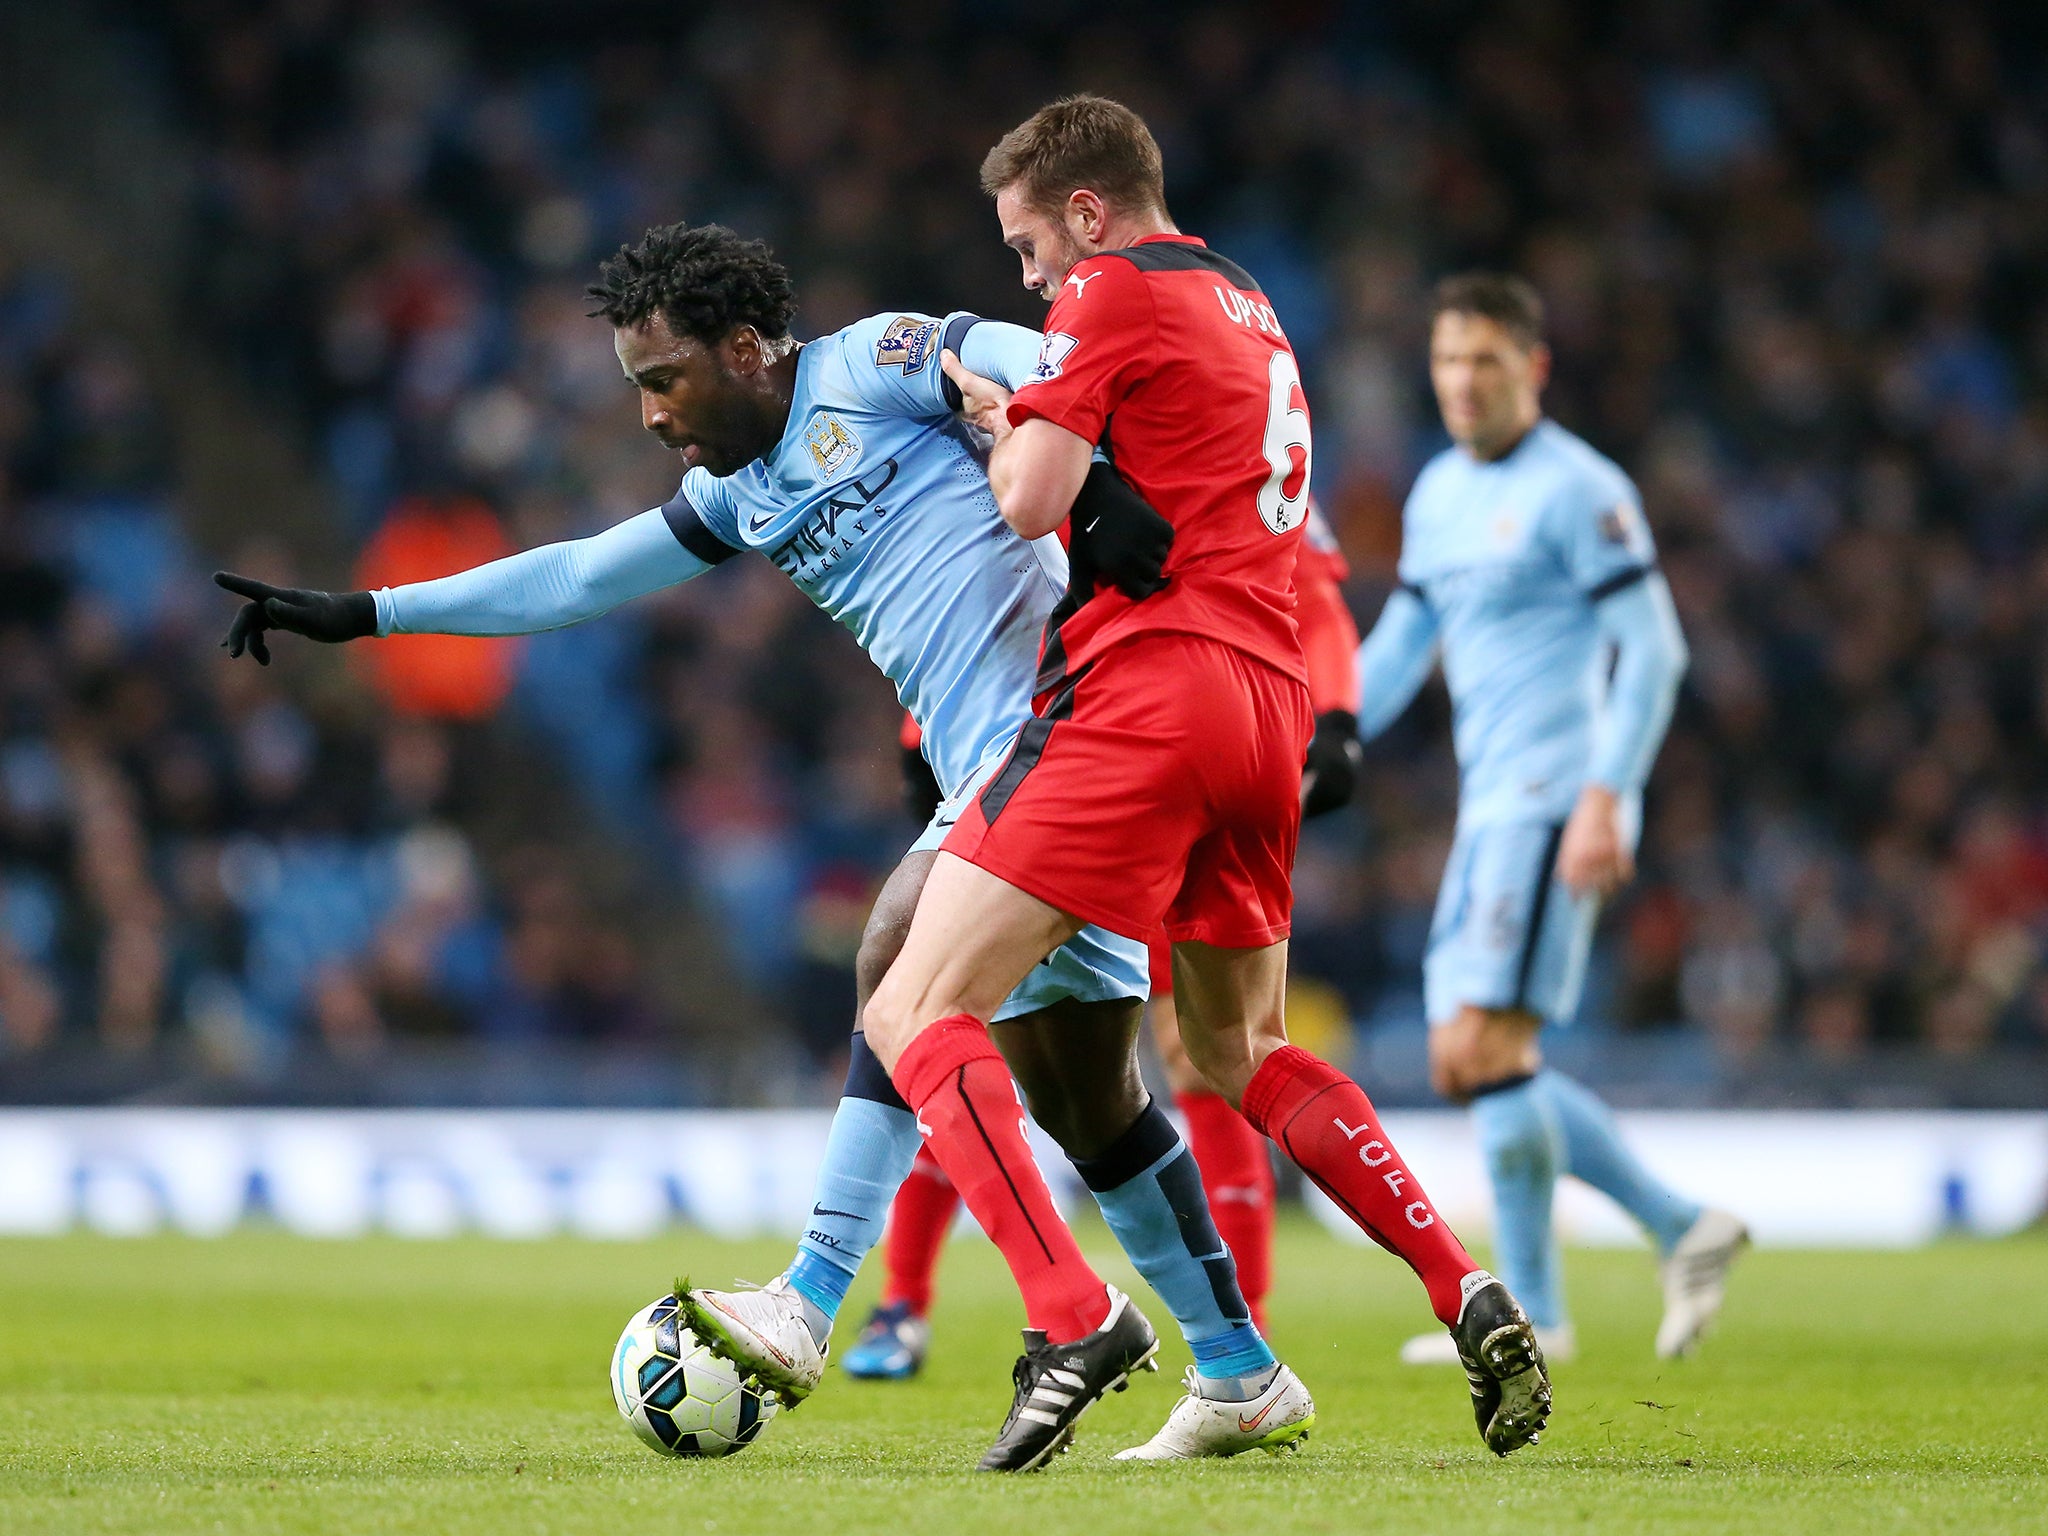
top-left (0, 256), bottom-right (670, 1091)
top-left (6, 0), bottom-right (2046, 1096)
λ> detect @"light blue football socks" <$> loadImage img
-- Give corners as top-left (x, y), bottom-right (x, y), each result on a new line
top-left (1072, 1098), bottom-right (1279, 1400)
top-left (783, 1048), bottom-right (1285, 1399)
top-left (1470, 1073), bottom-right (1567, 1329)
top-left (783, 1034), bottom-right (922, 1340)
top-left (1539, 1069), bottom-right (1700, 1252)
top-left (1470, 1067), bottom-right (1706, 1330)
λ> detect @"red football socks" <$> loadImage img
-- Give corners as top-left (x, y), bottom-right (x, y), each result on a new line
top-left (1176, 1088), bottom-right (1274, 1332)
top-left (881, 1143), bottom-right (959, 1316)
top-left (890, 1015), bottom-right (1111, 1344)
top-left (1242, 1044), bottom-right (1479, 1326)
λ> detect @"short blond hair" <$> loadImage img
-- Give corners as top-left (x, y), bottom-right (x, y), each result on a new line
top-left (980, 94), bottom-right (1167, 217)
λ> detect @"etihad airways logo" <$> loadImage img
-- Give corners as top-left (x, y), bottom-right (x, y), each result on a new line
top-left (766, 458), bottom-right (900, 578)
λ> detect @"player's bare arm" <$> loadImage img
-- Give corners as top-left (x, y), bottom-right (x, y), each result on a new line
top-left (944, 347), bottom-right (1172, 597)
top-left (987, 416), bottom-right (1092, 538)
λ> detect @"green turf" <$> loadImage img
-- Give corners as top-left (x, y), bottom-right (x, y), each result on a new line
top-left (0, 1218), bottom-right (2040, 1534)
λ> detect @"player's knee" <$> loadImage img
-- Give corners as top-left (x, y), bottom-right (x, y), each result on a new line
top-left (855, 904), bottom-right (920, 1007)
top-left (859, 978), bottom-right (914, 1064)
top-left (854, 916), bottom-right (910, 1003)
top-left (1430, 1006), bottom-right (1538, 1103)
top-left (1181, 1028), bottom-right (1254, 1106)
top-left (1429, 1056), bottom-right (1475, 1105)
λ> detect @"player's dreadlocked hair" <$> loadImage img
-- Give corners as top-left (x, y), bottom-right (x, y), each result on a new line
top-left (585, 222), bottom-right (796, 343)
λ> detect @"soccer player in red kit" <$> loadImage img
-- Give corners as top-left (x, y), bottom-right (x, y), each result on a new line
top-left (845, 504), bottom-right (1362, 1375)
top-left (861, 96), bottom-right (1552, 1471)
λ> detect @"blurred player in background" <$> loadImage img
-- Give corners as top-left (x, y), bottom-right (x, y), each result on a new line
top-left (1354, 273), bottom-right (1748, 1366)
top-left (216, 221), bottom-right (1302, 1459)
top-left (858, 95), bottom-right (1548, 1470)
top-left (844, 505), bottom-right (1362, 1378)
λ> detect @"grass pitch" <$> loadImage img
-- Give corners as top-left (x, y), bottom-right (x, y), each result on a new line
top-left (0, 1217), bottom-right (2040, 1535)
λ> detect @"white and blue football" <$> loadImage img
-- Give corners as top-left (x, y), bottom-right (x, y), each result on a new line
top-left (610, 1294), bottom-right (778, 1457)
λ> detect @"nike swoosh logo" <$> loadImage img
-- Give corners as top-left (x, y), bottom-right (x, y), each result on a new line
top-left (748, 508), bottom-right (777, 532)
top-left (1238, 1396), bottom-right (1283, 1433)
top-left (811, 1206), bottom-right (868, 1222)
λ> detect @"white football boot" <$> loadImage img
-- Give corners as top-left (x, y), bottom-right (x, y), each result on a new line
top-left (1400, 1321), bottom-right (1576, 1367)
top-left (678, 1275), bottom-right (827, 1407)
top-left (1115, 1363), bottom-right (1314, 1460)
top-left (1656, 1208), bottom-right (1749, 1359)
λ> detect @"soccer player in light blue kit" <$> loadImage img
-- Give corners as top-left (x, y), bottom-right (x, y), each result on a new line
top-left (215, 222), bottom-right (1301, 1456)
top-left (1355, 274), bottom-right (1747, 1365)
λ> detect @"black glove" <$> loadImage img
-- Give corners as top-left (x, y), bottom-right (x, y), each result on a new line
top-left (1301, 709), bottom-right (1364, 819)
top-left (1067, 461), bottom-right (1174, 600)
top-left (215, 571), bottom-right (377, 665)
top-left (901, 743), bottom-right (943, 822)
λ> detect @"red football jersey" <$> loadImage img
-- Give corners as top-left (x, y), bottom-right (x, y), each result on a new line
top-left (1006, 234), bottom-right (1312, 687)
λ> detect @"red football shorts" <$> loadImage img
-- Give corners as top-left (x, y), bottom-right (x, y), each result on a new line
top-left (941, 632), bottom-right (1311, 949)
top-left (1147, 931), bottom-right (1174, 997)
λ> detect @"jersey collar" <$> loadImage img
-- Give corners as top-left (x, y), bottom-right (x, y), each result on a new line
top-left (1459, 416), bottom-right (1548, 468)
top-left (1129, 232), bottom-right (1205, 249)
top-left (762, 343), bottom-right (822, 493)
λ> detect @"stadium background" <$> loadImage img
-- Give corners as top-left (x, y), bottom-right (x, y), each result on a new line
top-left (0, 0), bottom-right (2044, 1245)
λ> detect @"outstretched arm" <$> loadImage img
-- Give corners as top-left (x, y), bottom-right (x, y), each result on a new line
top-left (217, 508), bottom-right (711, 663)
top-left (1353, 586), bottom-right (1440, 741)
top-left (378, 508), bottom-right (710, 635)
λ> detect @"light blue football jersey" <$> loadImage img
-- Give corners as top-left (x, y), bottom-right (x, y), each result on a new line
top-left (1399, 419), bottom-right (1658, 827)
top-left (663, 312), bottom-right (1062, 797)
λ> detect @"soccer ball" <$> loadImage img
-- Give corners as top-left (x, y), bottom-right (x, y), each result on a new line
top-left (610, 1294), bottom-right (778, 1457)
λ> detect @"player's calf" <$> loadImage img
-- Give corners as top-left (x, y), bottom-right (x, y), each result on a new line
top-left (1240, 1041), bottom-right (1556, 1455)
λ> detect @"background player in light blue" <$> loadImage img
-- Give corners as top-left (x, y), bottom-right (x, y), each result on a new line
top-left (215, 221), bottom-right (1289, 1448)
top-left (1354, 273), bottom-right (1747, 1365)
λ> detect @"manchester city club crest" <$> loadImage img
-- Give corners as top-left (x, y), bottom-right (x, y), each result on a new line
top-left (803, 411), bottom-right (862, 477)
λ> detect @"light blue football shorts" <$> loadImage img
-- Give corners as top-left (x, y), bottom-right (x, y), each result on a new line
top-left (910, 746), bottom-right (1150, 1023)
top-left (1423, 809), bottom-right (1636, 1028)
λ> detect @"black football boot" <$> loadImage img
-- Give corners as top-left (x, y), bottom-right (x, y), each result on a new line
top-left (1452, 1271), bottom-right (1552, 1455)
top-left (978, 1286), bottom-right (1159, 1472)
